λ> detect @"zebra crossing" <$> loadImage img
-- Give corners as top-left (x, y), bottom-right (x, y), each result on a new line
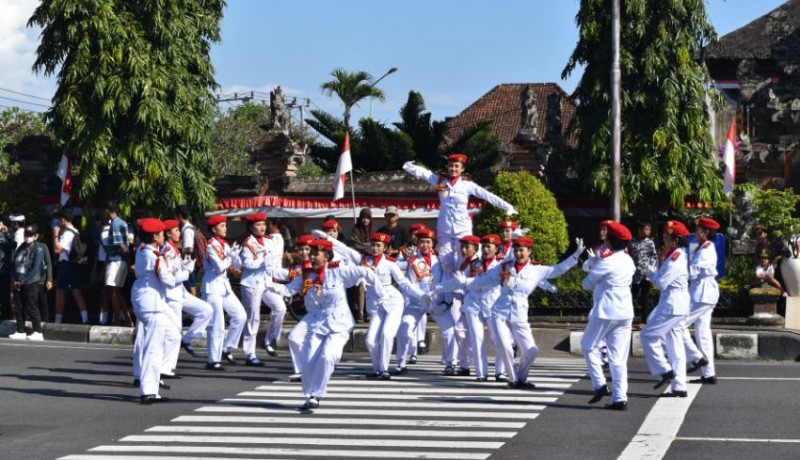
top-left (60, 356), bottom-right (587, 460)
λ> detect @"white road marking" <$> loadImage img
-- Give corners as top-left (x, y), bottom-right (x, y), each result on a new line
top-left (677, 437), bottom-right (800, 443)
top-left (196, 405), bottom-right (541, 419)
top-left (88, 445), bottom-right (493, 459)
top-left (146, 425), bottom-right (519, 438)
top-left (221, 397), bottom-right (547, 411)
top-left (237, 391), bottom-right (559, 403)
top-left (171, 415), bottom-right (526, 428)
top-left (253, 384), bottom-right (568, 393)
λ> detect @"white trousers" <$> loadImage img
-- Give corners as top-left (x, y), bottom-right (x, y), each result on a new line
top-left (582, 317), bottom-right (632, 403)
top-left (204, 291), bottom-right (246, 363)
top-left (451, 297), bottom-right (471, 369)
top-left (302, 328), bottom-right (351, 399)
top-left (288, 318), bottom-right (310, 374)
top-left (493, 316), bottom-right (538, 383)
top-left (181, 293), bottom-right (214, 342)
top-left (431, 308), bottom-right (457, 365)
top-left (133, 308), bottom-right (181, 380)
top-left (261, 289), bottom-right (287, 345)
top-left (641, 309), bottom-right (687, 391)
top-left (365, 294), bottom-right (404, 373)
top-left (134, 311), bottom-right (179, 396)
top-left (396, 307), bottom-right (424, 367)
top-left (464, 310), bottom-right (489, 377)
top-left (683, 302), bottom-right (716, 378)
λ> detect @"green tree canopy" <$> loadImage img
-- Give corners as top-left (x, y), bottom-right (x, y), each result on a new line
top-left (29, 0), bottom-right (225, 212)
top-left (0, 107), bottom-right (48, 182)
top-left (563, 0), bottom-right (724, 213)
top-left (320, 68), bottom-right (385, 130)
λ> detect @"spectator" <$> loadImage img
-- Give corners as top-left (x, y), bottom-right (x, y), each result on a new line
top-left (348, 208), bottom-right (374, 322)
top-left (9, 214), bottom-right (26, 248)
top-left (630, 222), bottom-right (657, 331)
top-left (175, 205), bottom-right (198, 296)
top-left (10, 225), bottom-right (45, 340)
top-left (755, 250), bottom-right (784, 292)
top-left (92, 213), bottom-right (111, 326)
top-left (35, 227), bottom-right (53, 323)
top-left (103, 200), bottom-right (131, 326)
top-left (377, 206), bottom-right (409, 257)
top-left (0, 216), bottom-right (14, 320)
top-left (53, 208), bottom-right (89, 324)
top-left (50, 207), bottom-right (62, 247)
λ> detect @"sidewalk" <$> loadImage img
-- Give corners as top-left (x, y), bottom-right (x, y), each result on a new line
top-left (2, 317), bottom-right (798, 361)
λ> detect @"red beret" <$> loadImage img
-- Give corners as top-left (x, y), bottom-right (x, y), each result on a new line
top-left (664, 220), bottom-right (690, 237)
top-left (409, 223), bottom-right (426, 233)
top-left (599, 219), bottom-right (616, 228)
top-left (296, 234), bottom-right (314, 246)
top-left (246, 212), bottom-right (267, 223)
top-left (512, 236), bottom-right (534, 248)
top-left (459, 235), bottom-right (481, 246)
top-left (138, 218), bottom-right (165, 234)
top-left (481, 234), bottom-right (501, 245)
top-left (370, 232), bottom-right (391, 244)
top-left (447, 153), bottom-right (468, 164)
top-left (162, 219), bottom-right (180, 231)
top-left (207, 214), bottom-right (226, 228)
top-left (416, 229), bottom-right (436, 240)
top-left (606, 221), bottom-right (633, 240)
top-left (321, 219), bottom-right (338, 229)
top-left (309, 239), bottom-right (333, 251)
top-left (696, 217), bottom-right (720, 231)
top-left (499, 220), bottom-right (519, 230)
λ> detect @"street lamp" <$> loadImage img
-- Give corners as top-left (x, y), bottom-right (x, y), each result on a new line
top-left (369, 67), bottom-right (398, 119)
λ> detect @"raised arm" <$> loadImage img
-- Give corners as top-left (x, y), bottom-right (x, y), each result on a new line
top-left (402, 161), bottom-right (439, 187)
top-left (466, 182), bottom-right (516, 215)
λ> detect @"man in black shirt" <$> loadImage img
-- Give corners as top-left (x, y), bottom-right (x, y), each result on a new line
top-left (376, 206), bottom-right (409, 257)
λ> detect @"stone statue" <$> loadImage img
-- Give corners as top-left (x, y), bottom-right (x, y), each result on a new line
top-left (521, 85), bottom-right (538, 133)
top-left (270, 86), bottom-right (289, 131)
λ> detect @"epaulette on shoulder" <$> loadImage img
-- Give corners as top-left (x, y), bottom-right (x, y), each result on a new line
top-left (671, 251), bottom-right (681, 261)
top-left (530, 260), bottom-right (542, 265)
top-left (385, 255), bottom-right (397, 263)
top-left (702, 241), bottom-right (712, 249)
top-left (328, 261), bottom-right (341, 268)
top-left (600, 251), bottom-right (615, 259)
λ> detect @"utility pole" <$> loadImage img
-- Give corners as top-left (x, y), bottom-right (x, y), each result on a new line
top-left (215, 91), bottom-right (254, 104)
top-left (610, 0), bottom-right (622, 221)
top-left (286, 97), bottom-right (311, 127)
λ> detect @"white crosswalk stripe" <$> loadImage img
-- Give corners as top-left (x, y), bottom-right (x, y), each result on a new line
top-left (60, 356), bottom-right (585, 460)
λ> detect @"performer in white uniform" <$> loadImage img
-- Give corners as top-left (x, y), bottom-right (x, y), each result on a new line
top-left (640, 220), bottom-right (691, 397)
top-left (582, 221), bottom-right (635, 410)
top-left (402, 154), bottom-right (517, 267)
top-left (446, 236), bottom-right (584, 387)
top-left (239, 212), bottom-right (285, 365)
top-left (201, 215), bottom-right (246, 370)
top-left (130, 218), bottom-right (180, 404)
top-left (268, 239), bottom-right (383, 409)
top-left (684, 217), bottom-right (720, 385)
top-left (396, 223), bottom-right (428, 358)
top-left (160, 219), bottom-right (213, 375)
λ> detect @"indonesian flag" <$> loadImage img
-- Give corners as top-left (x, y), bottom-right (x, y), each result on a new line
top-left (332, 132), bottom-right (352, 202)
top-left (56, 152), bottom-right (72, 205)
top-left (722, 118), bottom-right (736, 196)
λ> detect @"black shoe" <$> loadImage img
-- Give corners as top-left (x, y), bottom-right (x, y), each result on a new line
top-left (512, 381), bottom-right (536, 390)
top-left (132, 378), bottom-right (140, 387)
top-left (139, 394), bottom-right (169, 404)
top-left (495, 373), bottom-right (509, 383)
top-left (418, 341), bottom-right (427, 353)
top-left (660, 390), bottom-right (688, 397)
top-left (300, 397), bottom-right (319, 410)
top-left (456, 367), bottom-right (471, 376)
top-left (391, 367), bottom-right (408, 376)
top-left (264, 344), bottom-right (278, 357)
top-left (159, 380), bottom-right (170, 390)
top-left (444, 365), bottom-right (455, 376)
top-left (654, 370), bottom-right (676, 390)
top-left (161, 373), bottom-right (182, 380)
top-left (288, 373), bottom-right (302, 382)
top-left (366, 371), bottom-right (382, 379)
top-left (380, 372), bottom-right (391, 380)
top-left (605, 401), bottom-right (628, 411)
top-left (476, 376), bottom-right (488, 382)
top-left (221, 350), bottom-right (237, 365)
top-left (687, 357), bottom-right (709, 374)
top-left (245, 357), bottom-right (265, 367)
top-left (689, 375), bottom-right (716, 384)
top-left (408, 355), bottom-right (417, 365)
top-left (589, 384), bottom-right (611, 404)
top-left (180, 341), bottom-right (197, 357)
top-left (205, 362), bottom-right (225, 371)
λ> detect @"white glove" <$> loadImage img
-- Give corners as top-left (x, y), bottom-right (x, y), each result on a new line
top-left (548, 284), bottom-right (558, 293)
top-left (402, 161), bottom-right (416, 172)
top-left (586, 247), bottom-right (597, 259)
top-left (453, 270), bottom-right (467, 287)
top-left (421, 291), bottom-right (436, 309)
top-left (312, 229), bottom-right (327, 239)
top-left (512, 227), bottom-right (529, 238)
top-left (181, 255), bottom-right (196, 272)
top-left (507, 208), bottom-right (518, 217)
top-left (229, 242), bottom-right (242, 258)
top-left (572, 238), bottom-right (585, 259)
top-left (642, 260), bottom-right (658, 280)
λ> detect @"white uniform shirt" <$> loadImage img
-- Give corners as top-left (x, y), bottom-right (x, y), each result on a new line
top-left (688, 241), bottom-right (719, 305)
top-left (180, 223), bottom-right (196, 252)
top-left (132, 244), bottom-right (170, 314)
top-left (201, 237), bottom-right (241, 297)
top-left (403, 163), bottom-right (516, 240)
top-left (469, 256), bottom-right (578, 323)
top-left (240, 233), bottom-right (283, 289)
top-left (57, 226), bottom-right (76, 262)
top-left (160, 241), bottom-right (191, 303)
top-left (361, 254), bottom-right (424, 309)
top-left (98, 226), bottom-right (109, 262)
top-left (582, 250), bottom-right (636, 320)
top-left (651, 247), bottom-right (689, 315)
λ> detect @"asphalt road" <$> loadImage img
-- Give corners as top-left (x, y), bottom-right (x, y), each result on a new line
top-left (0, 339), bottom-right (798, 460)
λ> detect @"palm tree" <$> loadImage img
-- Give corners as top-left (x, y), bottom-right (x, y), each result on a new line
top-left (320, 68), bottom-right (385, 130)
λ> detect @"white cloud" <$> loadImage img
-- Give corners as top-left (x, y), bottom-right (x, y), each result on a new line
top-left (0, 0), bottom-right (56, 109)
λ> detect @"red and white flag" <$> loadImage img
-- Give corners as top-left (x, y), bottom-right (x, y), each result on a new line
top-left (332, 132), bottom-right (352, 202)
top-left (722, 118), bottom-right (736, 196)
top-left (56, 152), bottom-right (72, 205)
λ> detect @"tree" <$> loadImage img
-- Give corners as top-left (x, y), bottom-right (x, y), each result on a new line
top-left (29, 0), bottom-right (225, 212)
top-left (473, 171), bottom-right (569, 264)
top-left (393, 91), bottom-right (446, 169)
top-left (210, 103), bottom-right (269, 177)
top-left (320, 68), bottom-right (385, 130)
top-left (0, 107), bottom-right (48, 182)
top-left (562, 0), bottom-right (724, 213)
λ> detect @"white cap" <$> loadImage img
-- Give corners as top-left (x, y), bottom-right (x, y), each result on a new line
top-left (8, 214), bottom-right (25, 222)
top-left (385, 206), bottom-right (399, 216)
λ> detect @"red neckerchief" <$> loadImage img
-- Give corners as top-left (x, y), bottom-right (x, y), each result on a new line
top-left (314, 263), bottom-right (326, 284)
top-left (166, 240), bottom-right (180, 255)
top-left (500, 242), bottom-right (511, 256)
top-left (662, 246), bottom-right (676, 260)
top-left (514, 260), bottom-right (529, 273)
top-left (449, 175), bottom-right (460, 186)
top-left (150, 244), bottom-right (163, 274)
top-left (694, 240), bottom-right (708, 257)
top-left (419, 251), bottom-right (432, 267)
top-left (372, 254), bottom-right (383, 267)
top-left (254, 235), bottom-right (265, 245)
top-left (301, 259), bottom-right (312, 269)
top-left (482, 257), bottom-right (494, 272)
top-left (459, 255), bottom-right (477, 272)
top-left (211, 236), bottom-right (227, 248)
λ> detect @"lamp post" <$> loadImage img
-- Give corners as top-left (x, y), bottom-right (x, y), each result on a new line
top-left (368, 67), bottom-right (398, 119)
top-left (610, 0), bottom-right (621, 221)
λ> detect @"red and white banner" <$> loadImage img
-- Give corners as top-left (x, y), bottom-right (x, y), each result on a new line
top-left (56, 152), bottom-right (72, 205)
top-left (722, 118), bottom-right (736, 196)
top-left (332, 132), bottom-right (352, 202)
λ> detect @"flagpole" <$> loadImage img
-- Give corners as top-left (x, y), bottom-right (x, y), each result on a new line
top-left (349, 169), bottom-right (357, 224)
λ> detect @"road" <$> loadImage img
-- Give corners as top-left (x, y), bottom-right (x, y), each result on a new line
top-left (0, 339), bottom-right (798, 460)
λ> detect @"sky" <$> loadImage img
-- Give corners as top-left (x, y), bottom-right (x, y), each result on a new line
top-left (0, 0), bottom-right (791, 126)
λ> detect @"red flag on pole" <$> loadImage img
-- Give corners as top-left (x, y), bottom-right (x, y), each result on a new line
top-left (332, 133), bottom-right (352, 202)
top-left (722, 118), bottom-right (736, 196)
top-left (56, 152), bottom-right (72, 205)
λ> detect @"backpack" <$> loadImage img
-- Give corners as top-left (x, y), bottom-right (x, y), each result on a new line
top-left (188, 224), bottom-right (208, 269)
top-left (66, 228), bottom-right (89, 266)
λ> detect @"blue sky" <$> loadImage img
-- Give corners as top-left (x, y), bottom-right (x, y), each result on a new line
top-left (1, 0), bottom-right (790, 125)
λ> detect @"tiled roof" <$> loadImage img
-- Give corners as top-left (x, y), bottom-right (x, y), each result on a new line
top-left (444, 83), bottom-right (577, 148)
top-left (705, 0), bottom-right (800, 61)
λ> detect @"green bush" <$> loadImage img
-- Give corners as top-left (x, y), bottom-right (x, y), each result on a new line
top-left (473, 170), bottom-right (569, 264)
